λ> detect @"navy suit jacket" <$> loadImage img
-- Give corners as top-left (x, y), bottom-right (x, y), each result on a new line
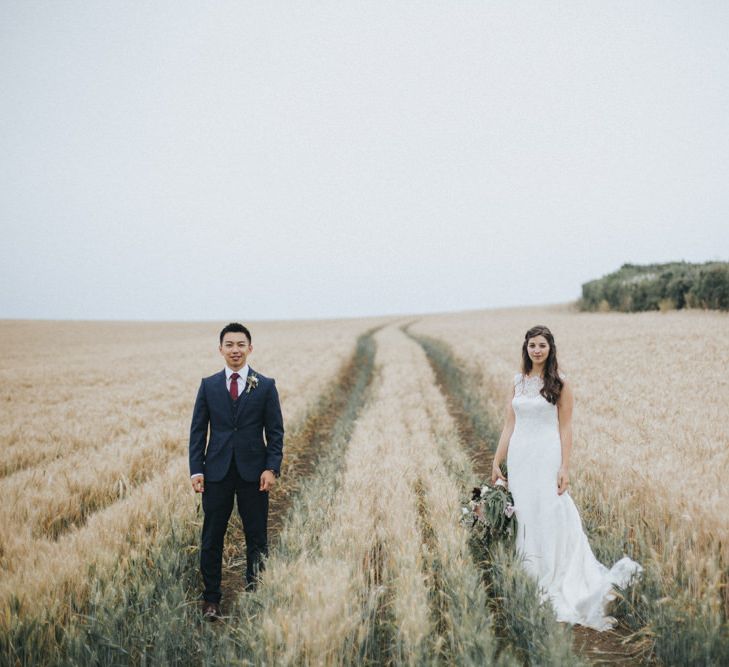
top-left (188, 368), bottom-right (284, 483)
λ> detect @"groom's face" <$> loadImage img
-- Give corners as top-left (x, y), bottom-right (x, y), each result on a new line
top-left (219, 332), bottom-right (252, 371)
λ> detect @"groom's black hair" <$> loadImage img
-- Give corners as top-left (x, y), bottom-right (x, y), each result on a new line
top-left (219, 322), bottom-right (252, 345)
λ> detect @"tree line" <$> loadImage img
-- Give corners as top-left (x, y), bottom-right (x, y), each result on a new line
top-left (579, 261), bottom-right (729, 312)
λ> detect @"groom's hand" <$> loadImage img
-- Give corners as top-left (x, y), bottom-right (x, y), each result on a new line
top-left (191, 474), bottom-right (205, 493)
top-left (260, 470), bottom-right (276, 492)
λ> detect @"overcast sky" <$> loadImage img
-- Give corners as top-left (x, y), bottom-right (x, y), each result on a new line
top-left (1, 1), bottom-right (728, 321)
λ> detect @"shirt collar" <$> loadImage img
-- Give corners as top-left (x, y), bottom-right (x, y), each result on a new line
top-left (225, 364), bottom-right (249, 380)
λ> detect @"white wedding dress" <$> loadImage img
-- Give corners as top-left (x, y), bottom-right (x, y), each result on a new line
top-left (507, 373), bottom-right (641, 631)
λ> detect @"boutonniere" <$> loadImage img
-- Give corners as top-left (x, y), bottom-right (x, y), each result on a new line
top-left (245, 374), bottom-right (259, 394)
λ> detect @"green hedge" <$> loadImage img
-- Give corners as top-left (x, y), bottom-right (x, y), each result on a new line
top-left (579, 261), bottom-right (729, 312)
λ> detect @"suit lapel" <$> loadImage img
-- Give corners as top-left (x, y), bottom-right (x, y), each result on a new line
top-left (235, 367), bottom-right (256, 417)
top-left (213, 369), bottom-right (228, 400)
top-left (212, 370), bottom-right (235, 421)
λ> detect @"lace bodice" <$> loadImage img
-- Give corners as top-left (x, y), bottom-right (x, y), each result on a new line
top-left (512, 373), bottom-right (558, 431)
top-left (514, 373), bottom-right (543, 398)
top-left (513, 372), bottom-right (566, 399)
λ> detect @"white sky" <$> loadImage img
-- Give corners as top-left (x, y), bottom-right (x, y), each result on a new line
top-left (1, 1), bottom-right (728, 320)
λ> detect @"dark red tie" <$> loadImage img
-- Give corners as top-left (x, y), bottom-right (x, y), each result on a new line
top-left (230, 372), bottom-right (240, 400)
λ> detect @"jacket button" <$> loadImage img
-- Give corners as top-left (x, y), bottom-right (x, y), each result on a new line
top-left (234, 427), bottom-right (238, 431)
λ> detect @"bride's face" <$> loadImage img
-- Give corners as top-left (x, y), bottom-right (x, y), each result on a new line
top-left (526, 335), bottom-right (550, 365)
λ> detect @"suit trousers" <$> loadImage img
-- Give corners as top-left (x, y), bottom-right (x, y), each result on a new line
top-left (200, 460), bottom-right (269, 602)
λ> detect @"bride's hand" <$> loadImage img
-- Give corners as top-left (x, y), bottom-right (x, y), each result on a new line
top-left (557, 466), bottom-right (570, 495)
top-left (491, 462), bottom-right (506, 485)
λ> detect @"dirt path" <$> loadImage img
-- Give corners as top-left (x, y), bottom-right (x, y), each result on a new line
top-left (218, 330), bottom-right (378, 606)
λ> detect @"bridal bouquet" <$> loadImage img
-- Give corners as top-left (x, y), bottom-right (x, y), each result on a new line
top-left (460, 479), bottom-right (517, 544)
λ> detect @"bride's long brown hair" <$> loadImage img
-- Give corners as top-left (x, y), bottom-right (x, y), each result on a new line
top-left (521, 325), bottom-right (563, 404)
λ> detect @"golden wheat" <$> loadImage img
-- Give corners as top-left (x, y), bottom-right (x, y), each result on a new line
top-left (5, 309), bottom-right (722, 661)
top-left (256, 325), bottom-right (501, 665)
top-left (411, 306), bottom-right (729, 592)
top-left (0, 317), bottom-right (380, 622)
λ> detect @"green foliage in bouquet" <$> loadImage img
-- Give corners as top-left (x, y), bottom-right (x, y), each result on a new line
top-left (461, 480), bottom-right (517, 548)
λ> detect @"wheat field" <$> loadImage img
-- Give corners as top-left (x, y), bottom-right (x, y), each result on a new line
top-left (1, 310), bottom-right (727, 665)
top-left (412, 306), bottom-right (729, 664)
top-left (412, 307), bottom-right (729, 560)
top-left (0, 319), bottom-right (379, 625)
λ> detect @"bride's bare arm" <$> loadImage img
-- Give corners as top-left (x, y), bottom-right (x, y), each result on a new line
top-left (491, 386), bottom-right (516, 483)
top-left (557, 379), bottom-right (574, 495)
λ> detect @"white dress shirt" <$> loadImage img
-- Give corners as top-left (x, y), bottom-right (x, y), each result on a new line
top-left (226, 364), bottom-right (249, 397)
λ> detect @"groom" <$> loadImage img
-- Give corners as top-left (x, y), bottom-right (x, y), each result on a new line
top-left (189, 322), bottom-right (284, 620)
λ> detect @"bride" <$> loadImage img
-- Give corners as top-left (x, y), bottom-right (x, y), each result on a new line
top-left (491, 324), bottom-right (641, 631)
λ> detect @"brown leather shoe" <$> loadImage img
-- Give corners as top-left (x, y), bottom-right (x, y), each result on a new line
top-left (201, 601), bottom-right (222, 621)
